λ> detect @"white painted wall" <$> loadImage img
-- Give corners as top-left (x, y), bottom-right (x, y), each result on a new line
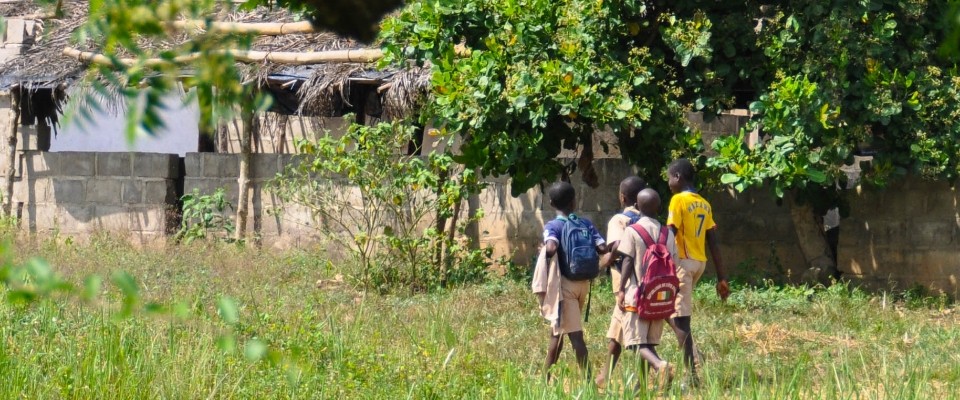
top-left (52, 93), bottom-right (200, 156)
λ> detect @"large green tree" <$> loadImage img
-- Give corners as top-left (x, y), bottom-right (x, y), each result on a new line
top-left (70, 0), bottom-right (960, 276)
top-left (379, 0), bottom-right (960, 278)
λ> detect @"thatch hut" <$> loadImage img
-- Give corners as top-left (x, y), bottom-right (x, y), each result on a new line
top-left (0, 0), bottom-right (431, 155)
top-left (0, 0), bottom-right (432, 239)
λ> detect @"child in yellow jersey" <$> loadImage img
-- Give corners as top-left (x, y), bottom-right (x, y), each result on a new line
top-left (665, 158), bottom-right (730, 385)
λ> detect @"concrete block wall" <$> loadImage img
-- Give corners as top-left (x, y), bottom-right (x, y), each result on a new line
top-left (183, 153), bottom-right (317, 247)
top-left (13, 151), bottom-right (181, 244)
top-left (476, 159), bottom-right (805, 281)
top-left (840, 179), bottom-right (960, 297)
top-left (709, 188), bottom-right (807, 280)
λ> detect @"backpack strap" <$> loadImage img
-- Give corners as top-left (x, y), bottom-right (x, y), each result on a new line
top-left (631, 223), bottom-right (657, 247)
top-left (656, 225), bottom-right (669, 246)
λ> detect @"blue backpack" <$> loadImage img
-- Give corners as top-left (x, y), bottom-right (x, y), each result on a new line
top-left (558, 214), bottom-right (601, 280)
top-left (614, 211), bottom-right (641, 271)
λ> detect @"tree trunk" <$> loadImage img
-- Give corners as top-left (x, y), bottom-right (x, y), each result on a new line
top-left (787, 193), bottom-right (837, 284)
top-left (3, 91), bottom-right (20, 218)
top-left (235, 105), bottom-right (254, 241)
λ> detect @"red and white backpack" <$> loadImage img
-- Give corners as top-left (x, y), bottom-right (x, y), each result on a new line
top-left (629, 224), bottom-right (680, 320)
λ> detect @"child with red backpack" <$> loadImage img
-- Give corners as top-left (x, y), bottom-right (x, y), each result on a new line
top-left (595, 176), bottom-right (647, 388)
top-left (615, 188), bottom-right (679, 390)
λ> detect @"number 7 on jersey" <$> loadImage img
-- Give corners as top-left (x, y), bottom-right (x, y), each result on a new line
top-left (695, 214), bottom-right (706, 237)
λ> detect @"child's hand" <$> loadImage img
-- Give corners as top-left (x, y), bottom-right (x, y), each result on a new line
top-left (716, 279), bottom-right (730, 301)
top-left (615, 291), bottom-right (625, 311)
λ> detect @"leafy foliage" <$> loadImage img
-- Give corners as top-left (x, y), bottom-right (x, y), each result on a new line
top-left (175, 188), bottom-right (237, 244)
top-left (73, 0), bottom-right (272, 143)
top-left (379, 0), bottom-right (710, 193)
top-left (270, 118), bottom-right (490, 293)
top-left (703, 1), bottom-right (960, 206)
top-left (380, 0), bottom-right (960, 204)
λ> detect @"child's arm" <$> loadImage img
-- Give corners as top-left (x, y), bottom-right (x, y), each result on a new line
top-left (599, 240), bottom-right (620, 268)
top-left (590, 224), bottom-right (608, 254)
top-left (705, 228), bottom-right (730, 301)
top-left (617, 254), bottom-right (635, 310)
top-left (544, 241), bottom-right (558, 259)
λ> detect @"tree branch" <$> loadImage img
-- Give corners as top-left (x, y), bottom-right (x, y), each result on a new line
top-left (168, 20), bottom-right (319, 35)
top-left (62, 47), bottom-right (386, 66)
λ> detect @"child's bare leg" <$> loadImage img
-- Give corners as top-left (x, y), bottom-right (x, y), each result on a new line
top-left (672, 316), bottom-right (696, 375)
top-left (567, 331), bottom-right (590, 377)
top-left (634, 345), bottom-right (665, 371)
top-left (545, 334), bottom-right (564, 380)
top-left (595, 339), bottom-right (622, 386)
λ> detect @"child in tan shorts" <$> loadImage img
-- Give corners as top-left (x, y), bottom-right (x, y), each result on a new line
top-left (595, 176), bottom-right (646, 387)
top-left (615, 188), bottom-right (677, 389)
top-left (533, 181), bottom-right (607, 380)
top-left (666, 158), bottom-right (730, 384)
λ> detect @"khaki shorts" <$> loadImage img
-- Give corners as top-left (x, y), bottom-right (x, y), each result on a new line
top-left (613, 308), bottom-right (664, 347)
top-left (606, 306), bottom-right (624, 342)
top-left (673, 258), bottom-right (706, 318)
top-left (555, 277), bottom-right (590, 335)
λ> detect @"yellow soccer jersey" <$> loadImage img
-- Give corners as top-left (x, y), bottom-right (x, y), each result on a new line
top-left (666, 191), bottom-right (716, 262)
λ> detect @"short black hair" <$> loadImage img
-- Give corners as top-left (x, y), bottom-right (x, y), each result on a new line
top-left (620, 176), bottom-right (647, 203)
top-left (668, 158), bottom-right (696, 183)
top-left (547, 181), bottom-right (576, 211)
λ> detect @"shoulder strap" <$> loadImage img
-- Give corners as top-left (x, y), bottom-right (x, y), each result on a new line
top-left (657, 225), bottom-right (669, 246)
top-left (631, 224), bottom-right (656, 247)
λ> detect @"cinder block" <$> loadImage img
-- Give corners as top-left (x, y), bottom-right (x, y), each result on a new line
top-left (5, 19), bottom-right (26, 44)
top-left (0, 47), bottom-right (25, 60)
top-left (19, 151), bottom-right (57, 178)
top-left (57, 152), bottom-right (96, 176)
top-left (92, 205), bottom-right (130, 231)
top-left (133, 153), bottom-right (180, 178)
top-left (144, 180), bottom-right (176, 204)
top-left (17, 125), bottom-right (41, 151)
top-left (184, 153), bottom-right (202, 177)
top-left (14, 178), bottom-right (52, 203)
top-left (50, 178), bottom-right (86, 203)
top-left (202, 153), bottom-right (239, 178)
top-left (253, 154), bottom-right (280, 179)
top-left (277, 154), bottom-right (299, 172)
top-left (86, 179), bottom-right (122, 204)
top-left (25, 203), bottom-right (58, 231)
top-left (128, 207), bottom-right (168, 232)
top-left (58, 204), bottom-right (95, 233)
top-left (96, 152), bottom-right (132, 177)
top-left (121, 180), bottom-right (143, 204)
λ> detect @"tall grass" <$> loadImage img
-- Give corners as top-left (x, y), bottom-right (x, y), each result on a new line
top-left (2, 234), bottom-right (959, 399)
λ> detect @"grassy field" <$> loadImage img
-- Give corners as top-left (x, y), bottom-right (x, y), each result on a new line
top-left (2, 234), bottom-right (959, 399)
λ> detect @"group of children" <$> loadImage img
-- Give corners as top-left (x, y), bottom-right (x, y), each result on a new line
top-left (531, 158), bottom-right (730, 391)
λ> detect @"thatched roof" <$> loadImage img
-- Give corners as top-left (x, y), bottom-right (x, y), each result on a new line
top-left (0, 0), bottom-right (430, 120)
top-left (0, 0), bottom-right (87, 90)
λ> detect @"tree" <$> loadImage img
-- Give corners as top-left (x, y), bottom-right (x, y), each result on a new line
top-left (379, 0), bottom-right (960, 279)
top-left (76, 0), bottom-right (960, 277)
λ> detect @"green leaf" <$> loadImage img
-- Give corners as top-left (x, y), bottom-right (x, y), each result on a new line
top-left (720, 173), bottom-right (740, 184)
top-left (217, 296), bottom-right (240, 325)
top-left (111, 271), bottom-right (139, 299)
top-left (88, 0), bottom-right (105, 14)
top-left (83, 275), bottom-right (103, 301)
top-left (806, 168), bottom-right (828, 183)
top-left (217, 334), bottom-right (237, 353)
top-left (244, 339), bottom-right (268, 362)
